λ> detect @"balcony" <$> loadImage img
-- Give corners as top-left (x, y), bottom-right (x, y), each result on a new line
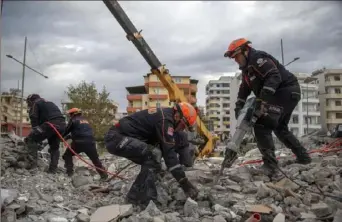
top-left (325, 80), bottom-right (342, 87)
top-left (126, 107), bottom-right (142, 113)
top-left (326, 106), bottom-right (342, 111)
top-left (325, 93), bottom-right (342, 99)
top-left (145, 82), bottom-right (163, 87)
top-left (176, 83), bottom-right (190, 89)
top-left (149, 94), bottom-right (168, 100)
top-left (127, 94), bottom-right (143, 101)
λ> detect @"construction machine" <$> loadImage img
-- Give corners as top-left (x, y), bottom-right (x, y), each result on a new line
top-left (102, 0), bottom-right (219, 157)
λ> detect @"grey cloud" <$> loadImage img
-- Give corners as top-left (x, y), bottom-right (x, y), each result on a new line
top-left (1, 1), bottom-right (341, 111)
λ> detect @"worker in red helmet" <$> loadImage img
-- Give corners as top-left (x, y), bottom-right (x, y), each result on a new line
top-left (104, 102), bottom-right (199, 206)
top-left (224, 38), bottom-right (311, 181)
top-left (62, 108), bottom-right (107, 179)
top-left (25, 94), bottom-right (66, 173)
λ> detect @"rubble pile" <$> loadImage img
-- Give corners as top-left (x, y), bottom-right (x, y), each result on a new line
top-left (1, 135), bottom-right (342, 222)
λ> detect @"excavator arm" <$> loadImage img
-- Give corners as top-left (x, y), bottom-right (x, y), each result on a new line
top-left (102, 0), bottom-right (217, 157)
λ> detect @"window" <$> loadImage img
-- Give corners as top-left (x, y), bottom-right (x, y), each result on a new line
top-left (336, 113), bottom-right (342, 119)
top-left (174, 78), bottom-right (181, 83)
top-left (326, 100), bottom-right (329, 106)
top-left (334, 76), bottom-right (341, 81)
top-left (336, 101), bottom-right (341, 106)
top-left (145, 101), bottom-right (148, 105)
top-left (335, 88), bottom-right (341, 94)
top-left (292, 116), bottom-right (299, 124)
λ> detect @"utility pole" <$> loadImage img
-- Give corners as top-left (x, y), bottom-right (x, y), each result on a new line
top-left (16, 80), bottom-right (20, 135)
top-left (280, 39), bottom-right (285, 65)
top-left (19, 37), bottom-right (27, 137)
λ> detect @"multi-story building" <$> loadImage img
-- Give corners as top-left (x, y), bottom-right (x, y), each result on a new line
top-left (126, 73), bottom-right (198, 114)
top-left (313, 68), bottom-right (342, 132)
top-left (1, 91), bottom-right (31, 136)
top-left (205, 76), bottom-right (232, 137)
top-left (288, 73), bottom-right (320, 137)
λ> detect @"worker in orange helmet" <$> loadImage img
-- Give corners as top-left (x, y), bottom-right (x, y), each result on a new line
top-left (62, 108), bottom-right (108, 179)
top-left (224, 38), bottom-right (311, 181)
top-left (104, 102), bottom-right (199, 206)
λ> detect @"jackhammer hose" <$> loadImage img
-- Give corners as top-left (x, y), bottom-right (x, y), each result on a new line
top-left (46, 122), bottom-right (126, 181)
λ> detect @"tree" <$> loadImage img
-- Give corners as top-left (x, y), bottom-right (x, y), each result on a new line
top-left (65, 81), bottom-right (114, 141)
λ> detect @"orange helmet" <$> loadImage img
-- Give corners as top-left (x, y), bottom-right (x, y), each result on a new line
top-left (224, 38), bottom-right (252, 58)
top-left (67, 108), bottom-right (82, 115)
top-left (174, 102), bottom-right (197, 128)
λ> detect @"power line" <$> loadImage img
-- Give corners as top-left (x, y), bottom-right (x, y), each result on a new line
top-left (27, 41), bottom-right (45, 74)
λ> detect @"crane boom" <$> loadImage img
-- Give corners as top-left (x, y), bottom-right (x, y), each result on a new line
top-left (102, 0), bottom-right (217, 157)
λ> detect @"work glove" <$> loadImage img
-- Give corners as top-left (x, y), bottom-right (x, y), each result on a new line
top-left (63, 134), bottom-right (71, 141)
top-left (254, 98), bottom-right (267, 118)
top-left (179, 178), bottom-right (199, 199)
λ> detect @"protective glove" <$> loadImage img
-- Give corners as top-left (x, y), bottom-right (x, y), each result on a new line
top-left (64, 134), bottom-right (71, 141)
top-left (254, 98), bottom-right (267, 118)
top-left (144, 145), bottom-right (162, 170)
top-left (23, 137), bottom-right (29, 144)
top-left (179, 178), bottom-right (199, 199)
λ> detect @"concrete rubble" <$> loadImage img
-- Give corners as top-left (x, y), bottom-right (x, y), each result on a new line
top-left (1, 133), bottom-right (342, 222)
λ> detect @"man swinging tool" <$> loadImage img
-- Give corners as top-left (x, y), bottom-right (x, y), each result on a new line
top-left (62, 108), bottom-right (108, 179)
top-left (104, 102), bottom-right (199, 206)
top-left (223, 38), bottom-right (312, 181)
top-left (25, 94), bottom-right (66, 173)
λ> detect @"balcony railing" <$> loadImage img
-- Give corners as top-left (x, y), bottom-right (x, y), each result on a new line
top-left (127, 94), bottom-right (143, 101)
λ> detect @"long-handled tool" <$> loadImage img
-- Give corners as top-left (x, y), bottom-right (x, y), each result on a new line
top-left (213, 97), bottom-right (258, 184)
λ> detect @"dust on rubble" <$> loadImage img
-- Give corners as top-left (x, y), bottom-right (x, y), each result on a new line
top-left (1, 134), bottom-right (342, 222)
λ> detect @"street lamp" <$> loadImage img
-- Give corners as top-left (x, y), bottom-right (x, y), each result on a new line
top-left (6, 55), bottom-right (48, 79)
top-left (6, 38), bottom-right (48, 137)
top-left (285, 57), bottom-right (300, 67)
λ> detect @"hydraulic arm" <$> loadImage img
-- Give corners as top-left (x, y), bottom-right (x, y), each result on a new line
top-left (102, 0), bottom-right (217, 157)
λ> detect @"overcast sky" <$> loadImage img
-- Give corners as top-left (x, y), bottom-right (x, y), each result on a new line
top-left (1, 1), bottom-right (341, 112)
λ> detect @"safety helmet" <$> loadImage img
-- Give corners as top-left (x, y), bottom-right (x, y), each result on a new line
top-left (224, 38), bottom-right (252, 58)
top-left (67, 108), bottom-right (82, 116)
top-left (174, 102), bottom-right (197, 128)
top-left (26, 94), bottom-right (40, 103)
top-left (26, 94), bottom-right (41, 107)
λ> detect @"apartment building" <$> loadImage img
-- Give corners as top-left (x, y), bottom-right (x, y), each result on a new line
top-left (288, 73), bottom-right (321, 137)
top-left (205, 76), bottom-right (232, 136)
top-left (313, 68), bottom-right (342, 132)
top-left (1, 91), bottom-right (31, 136)
top-left (126, 73), bottom-right (198, 114)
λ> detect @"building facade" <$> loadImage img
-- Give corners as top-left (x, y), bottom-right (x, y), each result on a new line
top-left (313, 68), bottom-right (342, 132)
top-left (1, 91), bottom-right (31, 136)
top-left (288, 73), bottom-right (321, 137)
top-left (126, 73), bottom-right (198, 114)
top-left (205, 76), bottom-right (232, 137)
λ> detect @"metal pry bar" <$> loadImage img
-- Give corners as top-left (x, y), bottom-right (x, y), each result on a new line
top-left (102, 0), bottom-right (162, 70)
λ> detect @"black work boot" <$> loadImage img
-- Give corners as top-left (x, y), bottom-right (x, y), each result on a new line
top-left (66, 170), bottom-right (74, 177)
top-left (294, 151), bottom-right (312, 165)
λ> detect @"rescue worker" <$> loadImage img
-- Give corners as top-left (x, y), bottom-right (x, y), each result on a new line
top-left (25, 94), bottom-right (66, 173)
top-left (224, 38), bottom-right (312, 181)
top-left (62, 108), bottom-right (108, 179)
top-left (104, 102), bottom-right (199, 205)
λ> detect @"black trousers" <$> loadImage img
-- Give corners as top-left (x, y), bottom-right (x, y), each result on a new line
top-left (254, 84), bottom-right (310, 168)
top-left (27, 120), bottom-right (65, 170)
top-left (62, 140), bottom-right (106, 176)
top-left (104, 127), bottom-right (158, 206)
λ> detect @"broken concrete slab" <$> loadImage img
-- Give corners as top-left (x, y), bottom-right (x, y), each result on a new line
top-left (90, 204), bottom-right (133, 222)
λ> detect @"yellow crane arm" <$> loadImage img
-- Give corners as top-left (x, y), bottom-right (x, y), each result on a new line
top-left (102, 0), bottom-right (217, 157)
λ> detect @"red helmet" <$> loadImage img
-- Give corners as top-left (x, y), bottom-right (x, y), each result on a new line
top-left (67, 108), bottom-right (82, 115)
top-left (224, 38), bottom-right (252, 58)
top-left (174, 102), bottom-right (197, 128)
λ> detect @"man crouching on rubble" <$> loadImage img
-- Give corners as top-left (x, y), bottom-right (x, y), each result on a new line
top-left (224, 38), bottom-right (312, 181)
top-left (62, 108), bottom-right (108, 179)
top-left (24, 94), bottom-right (66, 173)
top-left (104, 102), bottom-right (199, 206)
